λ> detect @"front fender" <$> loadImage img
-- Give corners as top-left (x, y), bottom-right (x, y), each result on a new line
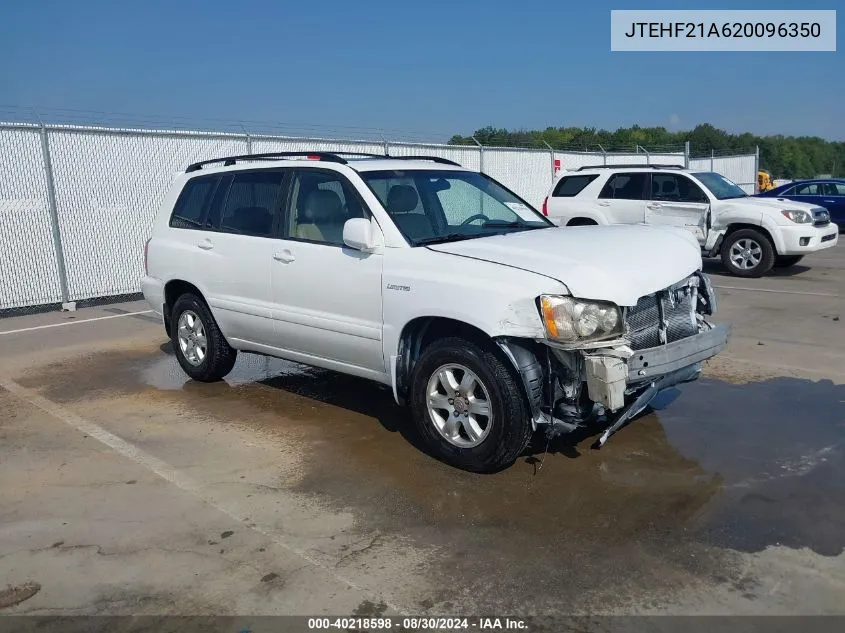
top-left (760, 214), bottom-right (787, 253)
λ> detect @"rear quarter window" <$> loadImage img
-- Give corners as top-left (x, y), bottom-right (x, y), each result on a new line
top-left (169, 175), bottom-right (219, 229)
top-left (552, 174), bottom-right (598, 197)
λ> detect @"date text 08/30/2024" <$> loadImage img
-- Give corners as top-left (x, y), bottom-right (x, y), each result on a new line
top-left (305, 617), bottom-right (528, 630)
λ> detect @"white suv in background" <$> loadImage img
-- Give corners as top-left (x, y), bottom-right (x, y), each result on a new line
top-left (143, 151), bottom-right (728, 473)
top-left (542, 165), bottom-right (839, 277)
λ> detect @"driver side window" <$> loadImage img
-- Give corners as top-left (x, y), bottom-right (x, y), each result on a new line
top-left (434, 178), bottom-right (513, 225)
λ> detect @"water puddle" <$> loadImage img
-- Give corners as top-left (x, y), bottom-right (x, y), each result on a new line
top-left (16, 347), bottom-right (845, 559)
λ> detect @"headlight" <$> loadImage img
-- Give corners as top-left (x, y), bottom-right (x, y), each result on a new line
top-left (781, 209), bottom-right (813, 224)
top-left (539, 295), bottom-right (624, 343)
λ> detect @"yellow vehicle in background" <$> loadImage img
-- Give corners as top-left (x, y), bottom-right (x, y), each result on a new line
top-left (758, 169), bottom-right (776, 192)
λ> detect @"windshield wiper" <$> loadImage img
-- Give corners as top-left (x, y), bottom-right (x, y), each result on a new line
top-left (481, 220), bottom-right (534, 228)
top-left (414, 233), bottom-right (476, 246)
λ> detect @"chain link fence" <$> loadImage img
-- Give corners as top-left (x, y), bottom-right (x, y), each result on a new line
top-left (0, 121), bottom-right (758, 314)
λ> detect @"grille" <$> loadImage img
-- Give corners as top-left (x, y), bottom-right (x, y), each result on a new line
top-left (625, 279), bottom-right (698, 351)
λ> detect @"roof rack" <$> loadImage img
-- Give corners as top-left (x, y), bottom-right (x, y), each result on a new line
top-left (185, 151), bottom-right (377, 172)
top-left (390, 155), bottom-right (461, 166)
top-left (185, 151), bottom-right (462, 172)
top-left (575, 164), bottom-right (686, 171)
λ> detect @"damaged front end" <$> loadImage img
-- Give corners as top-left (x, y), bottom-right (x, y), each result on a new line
top-left (497, 272), bottom-right (730, 447)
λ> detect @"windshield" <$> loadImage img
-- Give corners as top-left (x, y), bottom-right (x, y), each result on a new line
top-left (360, 169), bottom-right (551, 245)
top-left (692, 172), bottom-right (748, 200)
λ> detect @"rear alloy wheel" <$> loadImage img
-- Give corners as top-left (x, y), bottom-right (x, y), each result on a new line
top-left (773, 255), bottom-right (804, 268)
top-left (410, 337), bottom-right (533, 473)
top-left (721, 229), bottom-right (775, 277)
top-left (171, 293), bottom-right (237, 382)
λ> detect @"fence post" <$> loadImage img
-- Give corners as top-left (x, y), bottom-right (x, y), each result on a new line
top-left (471, 136), bottom-right (483, 173)
top-left (245, 132), bottom-right (252, 155)
top-left (684, 141), bottom-right (690, 169)
top-left (39, 124), bottom-right (72, 309)
top-left (471, 137), bottom-right (484, 212)
top-left (710, 149), bottom-right (714, 172)
top-left (754, 145), bottom-right (760, 194)
top-left (542, 140), bottom-right (555, 180)
top-left (597, 144), bottom-right (607, 166)
top-left (383, 138), bottom-right (389, 156)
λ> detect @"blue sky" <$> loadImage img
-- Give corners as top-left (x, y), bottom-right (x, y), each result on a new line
top-left (0, 0), bottom-right (842, 141)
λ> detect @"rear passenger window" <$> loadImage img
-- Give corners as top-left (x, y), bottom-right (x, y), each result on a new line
top-left (794, 183), bottom-right (821, 195)
top-left (553, 175), bottom-right (598, 197)
top-left (218, 171), bottom-right (284, 238)
top-left (598, 173), bottom-right (648, 200)
top-left (170, 176), bottom-right (219, 229)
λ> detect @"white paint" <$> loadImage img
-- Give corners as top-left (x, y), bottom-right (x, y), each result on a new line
top-left (544, 165), bottom-right (839, 258)
top-left (0, 310), bottom-right (154, 336)
top-left (427, 224), bottom-right (702, 306)
top-left (0, 377), bottom-right (404, 613)
top-left (713, 285), bottom-right (841, 298)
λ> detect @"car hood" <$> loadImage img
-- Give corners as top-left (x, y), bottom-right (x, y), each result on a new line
top-left (737, 196), bottom-right (822, 213)
top-left (426, 225), bottom-right (702, 306)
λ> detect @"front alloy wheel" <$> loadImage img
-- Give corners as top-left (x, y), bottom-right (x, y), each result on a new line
top-left (410, 337), bottom-right (533, 473)
top-left (721, 228), bottom-right (775, 277)
top-left (426, 363), bottom-right (493, 448)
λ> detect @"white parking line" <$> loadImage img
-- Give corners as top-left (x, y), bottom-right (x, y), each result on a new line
top-left (713, 285), bottom-right (841, 298)
top-left (0, 310), bottom-right (154, 336)
top-left (0, 376), bottom-right (404, 613)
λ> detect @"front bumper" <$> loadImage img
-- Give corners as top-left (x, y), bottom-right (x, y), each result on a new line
top-left (777, 223), bottom-right (839, 255)
top-left (583, 322), bottom-right (730, 446)
top-left (628, 322), bottom-right (730, 383)
top-left (583, 322), bottom-right (730, 412)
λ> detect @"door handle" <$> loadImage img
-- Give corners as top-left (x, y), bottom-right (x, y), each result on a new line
top-left (597, 201), bottom-right (610, 207)
top-left (273, 250), bottom-right (295, 263)
top-left (196, 239), bottom-right (214, 250)
top-left (823, 200), bottom-right (836, 203)
top-left (647, 203), bottom-right (662, 209)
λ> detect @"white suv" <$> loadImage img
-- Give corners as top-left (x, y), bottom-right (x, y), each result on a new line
top-left (542, 165), bottom-right (839, 277)
top-left (142, 152), bottom-right (729, 473)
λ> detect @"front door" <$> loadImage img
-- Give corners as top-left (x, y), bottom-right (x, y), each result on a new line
top-left (269, 167), bottom-right (385, 375)
top-left (645, 173), bottom-right (710, 244)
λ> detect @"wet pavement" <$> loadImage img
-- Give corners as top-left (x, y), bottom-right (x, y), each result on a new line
top-left (7, 341), bottom-right (845, 614)
top-left (1, 244), bottom-right (844, 616)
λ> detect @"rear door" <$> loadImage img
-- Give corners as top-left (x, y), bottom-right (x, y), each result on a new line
top-left (596, 172), bottom-right (649, 224)
top-left (194, 169), bottom-right (286, 347)
top-left (820, 182), bottom-right (845, 224)
top-left (645, 172), bottom-right (710, 244)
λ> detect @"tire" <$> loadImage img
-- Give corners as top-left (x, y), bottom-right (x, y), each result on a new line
top-left (170, 293), bottom-right (237, 382)
top-left (409, 337), bottom-right (533, 473)
top-left (774, 255), bottom-right (804, 268)
top-left (720, 229), bottom-right (775, 278)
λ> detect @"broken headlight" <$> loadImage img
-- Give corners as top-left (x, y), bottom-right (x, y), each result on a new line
top-left (539, 295), bottom-right (624, 343)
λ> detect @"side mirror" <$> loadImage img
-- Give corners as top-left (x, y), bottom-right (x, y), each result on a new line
top-left (343, 218), bottom-right (382, 253)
